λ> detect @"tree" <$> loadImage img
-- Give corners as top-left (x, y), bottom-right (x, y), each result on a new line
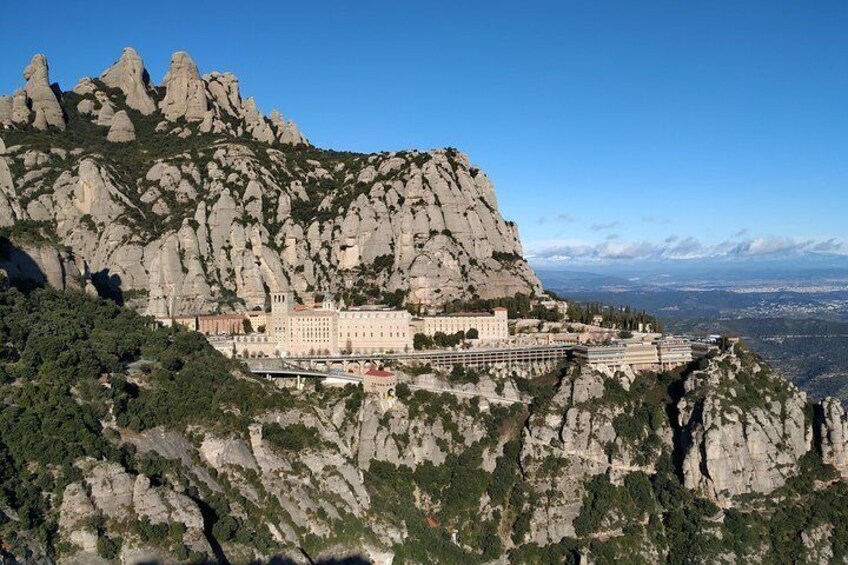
top-left (433, 331), bottom-right (464, 348)
top-left (97, 535), bottom-right (122, 559)
top-left (242, 318), bottom-right (253, 334)
top-left (414, 333), bottom-right (434, 350)
top-left (466, 327), bottom-right (479, 340)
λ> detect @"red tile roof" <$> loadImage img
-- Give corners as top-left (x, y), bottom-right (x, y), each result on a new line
top-left (365, 369), bottom-right (394, 377)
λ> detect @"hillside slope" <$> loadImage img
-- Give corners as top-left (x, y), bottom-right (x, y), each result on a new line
top-left (3, 283), bottom-right (848, 563)
top-left (0, 49), bottom-right (540, 315)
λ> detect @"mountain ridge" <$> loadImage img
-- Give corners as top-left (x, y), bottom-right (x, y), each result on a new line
top-left (0, 48), bottom-right (541, 316)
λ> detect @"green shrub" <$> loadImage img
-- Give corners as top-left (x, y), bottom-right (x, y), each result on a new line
top-left (262, 422), bottom-right (321, 452)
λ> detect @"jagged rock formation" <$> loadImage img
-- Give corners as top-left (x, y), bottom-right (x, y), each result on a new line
top-left (0, 238), bottom-right (82, 289)
top-left (100, 47), bottom-right (157, 115)
top-left (678, 350), bottom-right (810, 503)
top-left (512, 344), bottom-right (848, 555)
top-left (0, 49), bottom-right (540, 314)
top-left (160, 51), bottom-right (208, 122)
top-left (22, 54), bottom-right (66, 130)
top-left (820, 396), bottom-right (848, 478)
top-left (57, 459), bottom-right (211, 563)
top-left (519, 364), bottom-right (671, 544)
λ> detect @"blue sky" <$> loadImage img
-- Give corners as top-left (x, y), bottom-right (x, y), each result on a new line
top-left (1, 1), bottom-right (846, 266)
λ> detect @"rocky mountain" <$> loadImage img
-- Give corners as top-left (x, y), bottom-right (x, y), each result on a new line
top-left (0, 48), bottom-right (541, 316)
top-left (4, 284), bottom-right (848, 563)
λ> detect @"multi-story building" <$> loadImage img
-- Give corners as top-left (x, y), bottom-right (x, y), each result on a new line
top-left (622, 340), bottom-right (660, 370)
top-left (287, 310), bottom-right (339, 356)
top-left (415, 308), bottom-right (508, 342)
top-left (269, 292), bottom-right (412, 356)
top-left (657, 337), bottom-right (693, 370)
top-left (270, 293), bottom-right (338, 356)
top-left (572, 343), bottom-right (626, 368)
top-left (339, 308), bottom-right (412, 354)
top-left (573, 337), bottom-right (693, 372)
top-left (198, 314), bottom-right (245, 336)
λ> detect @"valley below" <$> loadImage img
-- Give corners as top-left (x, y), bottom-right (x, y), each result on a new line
top-left (541, 266), bottom-right (848, 403)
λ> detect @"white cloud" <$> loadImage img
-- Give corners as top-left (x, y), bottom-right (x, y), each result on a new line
top-left (537, 213), bottom-right (575, 225)
top-left (589, 221), bottom-right (622, 231)
top-left (528, 235), bottom-right (848, 264)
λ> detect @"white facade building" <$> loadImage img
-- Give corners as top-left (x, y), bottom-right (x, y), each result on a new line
top-left (269, 292), bottom-right (412, 356)
top-left (416, 308), bottom-right (509, 342)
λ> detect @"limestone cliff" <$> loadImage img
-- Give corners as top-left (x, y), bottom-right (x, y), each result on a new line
top-left (677, 347), bottom-right (811, 503)
top-left (0, 49), bottom-right (541, 314)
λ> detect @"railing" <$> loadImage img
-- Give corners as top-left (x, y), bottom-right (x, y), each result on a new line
top-left (272, 344), bottom-right (573, 364)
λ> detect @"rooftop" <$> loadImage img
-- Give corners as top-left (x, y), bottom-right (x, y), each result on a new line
top-left (364, 369), bottom-right (394, 378)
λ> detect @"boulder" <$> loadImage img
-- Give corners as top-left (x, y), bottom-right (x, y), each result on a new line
top-left (0, 96), bottom-right (11, 125)
top-left (106, 110), bottom-right (136, 142)
top-left (85, 462), bottom-right (134, 519)
top-left (72, 77), bottom-right (97, 96)
top-left (132, 474), bottom-right (171, 523)
top-left (58, 483), bottom-right (96, 530)
top-left (11, 89), bottom-right (29, 124)
top-left (95, 100), bottom-right (115, 126)
top-left (204, 71), bottom-right (242, 116)
top-left (242, 97), bottom-right (274, 143)
top-left (77, 98), bottom-right (96, 115)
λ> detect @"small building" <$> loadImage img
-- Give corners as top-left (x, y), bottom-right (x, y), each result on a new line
top-left (208, 338), bottom-right (235, 358)
top-left (549, 332), bottom-right (580, 345)
top-left (154, 315), bottom-right (198, 331)
top-left (245, 311), bottom-right (268, 332)
top-left (363, 369), bottom-right (398, 399)
top-left (591, 314), bottom-right (604, 326)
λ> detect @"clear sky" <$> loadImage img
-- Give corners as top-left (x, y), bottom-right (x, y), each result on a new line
top-left (1, 1), bottom-right (846, 266)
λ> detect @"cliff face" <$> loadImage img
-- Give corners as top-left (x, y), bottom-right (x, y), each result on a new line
top-left (44, 341), bottom-right (848, 564)
top-left (0, 49), bottom-right (541, 315)
top-left (677, 350), bottom-right (811, 502)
